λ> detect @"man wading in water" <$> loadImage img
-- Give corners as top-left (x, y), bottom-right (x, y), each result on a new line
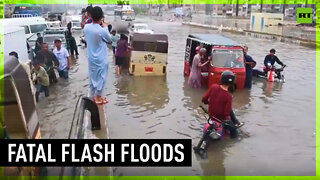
top-left (84, 6), bottom-right (111, 105)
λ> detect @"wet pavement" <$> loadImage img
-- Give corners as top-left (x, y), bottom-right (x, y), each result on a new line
top-left (36, 16), bottom-right (316, 176)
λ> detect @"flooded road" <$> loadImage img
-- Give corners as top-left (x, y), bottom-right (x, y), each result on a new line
top-left (36, 16), bottom-right (316, 176)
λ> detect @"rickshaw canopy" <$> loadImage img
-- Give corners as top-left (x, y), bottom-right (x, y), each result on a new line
top-left (131, 33), bottom-right (168, 53)
top-left (188, 34), bottom-right (242, 47)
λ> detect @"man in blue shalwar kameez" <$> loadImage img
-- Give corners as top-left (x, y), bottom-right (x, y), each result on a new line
top-left (84, 6), bottom-right (111, 104)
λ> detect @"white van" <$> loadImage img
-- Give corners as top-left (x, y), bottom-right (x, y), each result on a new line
top-left (0, 17), bottom-right (47, 39)
top-left (3, 26), bottom-right (30, 62)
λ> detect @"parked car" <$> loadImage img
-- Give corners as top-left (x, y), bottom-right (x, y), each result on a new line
top-left (130, 23), bottom-right (154, 34)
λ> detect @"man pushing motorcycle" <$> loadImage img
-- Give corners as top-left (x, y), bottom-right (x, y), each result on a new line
top-left (202, 70), bottom-right (244, 133)
top-left (194, 71), bottom-right (243, 157)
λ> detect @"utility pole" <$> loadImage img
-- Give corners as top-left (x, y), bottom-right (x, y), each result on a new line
top-left (236, 0), bottom-right (239, 16)
top-left (282, 0), bottom-right (286, 14)
top-left (260, 0), bottom-right (263, 13)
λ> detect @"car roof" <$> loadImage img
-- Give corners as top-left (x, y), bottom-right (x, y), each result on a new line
top-left (188, 34), bottom-right (241, 46)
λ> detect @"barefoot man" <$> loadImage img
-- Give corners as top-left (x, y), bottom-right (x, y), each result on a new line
top-left (84, 6), bottom-right (111, 104)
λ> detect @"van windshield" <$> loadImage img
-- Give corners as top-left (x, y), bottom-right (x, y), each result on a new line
top-left (30, 24), bottom-right (47, 33)
top-left (211, 49), bottom-right (244, 68)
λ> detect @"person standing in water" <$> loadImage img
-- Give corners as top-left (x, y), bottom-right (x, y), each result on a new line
top-left (243, 46), bottom-right (256, 89)
top-left (115, 34), bottom-right (129, 75)
top-left (110, 30), bottom-right (120, 57)
top-left (53, 39), bottom-right (70, 79)
top-left (84, 6), bottom-right (111, 105)
top-left (188, 47), bottom-right (209, 88)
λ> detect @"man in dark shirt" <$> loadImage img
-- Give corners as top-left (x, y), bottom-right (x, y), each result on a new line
top-left (34, 33), bottom-right (43, 53)
top-left (35, 43), bottom-right (59, 83)
top-left (244, 47), bottom-right (256, 89)
top-left (264, 49), bottom-right (285, 68)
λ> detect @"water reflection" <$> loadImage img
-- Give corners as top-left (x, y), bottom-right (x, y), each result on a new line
top-left (182, 77), bottom-right (207, 113)
top-left (258, 79), bottom-right (284, 98)
top-left (115, 75), bottom-right (169, 113)
top-left (198, 138), bottom-right (238, 176)
top-left (233, 89), bottom-right (252, 109)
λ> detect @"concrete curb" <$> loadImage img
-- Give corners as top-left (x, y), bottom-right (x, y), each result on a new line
top-left (182, 22), bottom-right (318, 48)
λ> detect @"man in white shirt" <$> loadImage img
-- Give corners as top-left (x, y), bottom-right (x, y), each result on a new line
top-left (53, 39), bottom-right (71, 79)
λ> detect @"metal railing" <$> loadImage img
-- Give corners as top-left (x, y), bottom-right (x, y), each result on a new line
top-left (58, 95), bottom-right (101, 177)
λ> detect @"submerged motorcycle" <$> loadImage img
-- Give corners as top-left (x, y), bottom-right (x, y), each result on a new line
top-left (193, 105), bottom-right (241, 158)
top-left (252, 63), bottom-right (286, 82)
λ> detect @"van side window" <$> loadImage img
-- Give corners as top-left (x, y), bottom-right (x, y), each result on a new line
top-left (22, 26), bottom-right (30, 34)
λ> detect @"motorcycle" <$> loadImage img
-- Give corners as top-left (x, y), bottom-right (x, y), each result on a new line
top-left (193, 105), bottom-right (241, 158)
top-left (252, 64), bottom-right (286, 82)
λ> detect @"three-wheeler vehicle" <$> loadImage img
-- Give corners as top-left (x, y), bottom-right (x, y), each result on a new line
top-left (1, 56), bottom-right (41, 176)
top-left (184, 34), bottom-right (246, 89)
top-left (129, 33), bottom-right (168, 76)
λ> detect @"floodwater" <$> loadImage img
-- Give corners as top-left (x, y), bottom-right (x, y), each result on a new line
top-left (36, 16), bottom-right (316, 176)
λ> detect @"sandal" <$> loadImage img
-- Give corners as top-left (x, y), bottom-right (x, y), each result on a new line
top-left (94, 97), bottom-right (109, 105)
top-left (102, 97), bottom-right (109, 104)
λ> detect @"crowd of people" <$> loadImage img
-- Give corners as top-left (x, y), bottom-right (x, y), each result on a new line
top-left (8, 38), bottom-right (72, 102)
top-left (11, 5), bottom-right (132, 104)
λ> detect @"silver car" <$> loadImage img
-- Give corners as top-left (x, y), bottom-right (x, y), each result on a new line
top-left (43, 34), bottom-right (67, 51)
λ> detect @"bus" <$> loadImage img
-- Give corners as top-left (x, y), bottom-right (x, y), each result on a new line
top-left (114, 5), bottom-right (135, 21)
top-left (12, 4), bottom-right (41, 18)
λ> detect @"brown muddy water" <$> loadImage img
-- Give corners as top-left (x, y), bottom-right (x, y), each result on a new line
top-left (36, 16), bottom-right (316, 176)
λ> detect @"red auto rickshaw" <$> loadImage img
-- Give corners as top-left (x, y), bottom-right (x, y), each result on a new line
top-left (184, 34), bottom-right (245, 89)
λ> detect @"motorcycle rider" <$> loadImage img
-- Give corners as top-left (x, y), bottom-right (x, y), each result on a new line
top-left (264, 49), bottom-right (285, 73)
top-left (202, 70), bottom-right (244, 138)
